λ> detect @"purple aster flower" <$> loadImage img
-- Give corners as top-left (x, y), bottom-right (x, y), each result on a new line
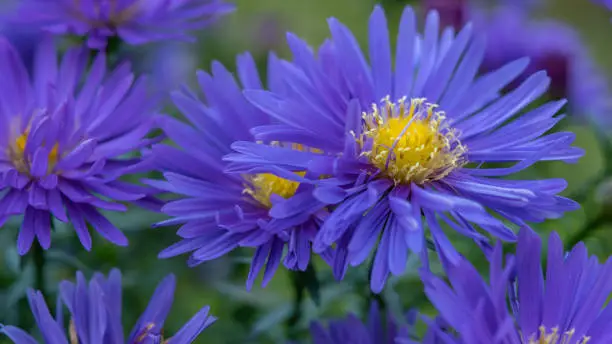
top-left (225, 5), bottom-right (583, 292)
top-left (308, 302), bottom-right (416, 344)
top-left (471, 6), bottom-right (612, 128)
top-left (422, 228), bottom-right (612, 343)
top-left (0, 36), bottom-right (161, 254)
top-left (12, 0), bottom-right (234, 49)
top-left (148, 52), bottom-right (331, 290)
top-left (0, 269), bottom-right (215, 343)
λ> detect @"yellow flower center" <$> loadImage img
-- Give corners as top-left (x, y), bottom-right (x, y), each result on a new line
top-left (244, 172), bottom-right (304, 208)
top-left (10, 130), bottom-right (59, 175)
top-left (526, 326), bottom-right (590, 344)
top-left (359, 97), bottom-right (465, 185)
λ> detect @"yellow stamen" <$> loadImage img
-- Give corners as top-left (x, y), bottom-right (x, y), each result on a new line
top-left (69, 319), bottom-right (78, 344)
top-left (134, 323), bottom-right (170, 344)
top-left (359, 96), bottom-right (465, 185)
top-left (10, 130), bottom-right (59, 175)
top-left (244, 172), bottom-right (305, 208)
top-left (526, 326), bottom-right (590, 344)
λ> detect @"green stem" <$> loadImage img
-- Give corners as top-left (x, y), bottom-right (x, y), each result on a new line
top-left (564, 211), bottom-right (612, 251)
top-left (32, 241), bottom-right (46, 293)
top-left (285, 270), bottom-right (305, 339)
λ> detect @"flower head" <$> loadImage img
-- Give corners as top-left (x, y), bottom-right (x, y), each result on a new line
top-left (12, 0), bottom-right (234, 49)
top-left (308, 302), bottom-right (415, 344)
top-left (149, 53), bottom-right (330, 290)
top-left (0, 269), bottom-right (215, 343)
top-left (422, 228), bottom-right (612, 344)
top-left (226, 5), bottom-right (583, 292)
top-left (471, 6), bottom-right (612, 128)
top-left (0, 36), bottom-right (160, 254)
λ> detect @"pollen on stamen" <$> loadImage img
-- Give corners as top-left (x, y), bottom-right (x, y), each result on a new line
top-left (526, 326), bottom-right (591, 344)
top-left (243, 142), bottom-right (318, 208)
top-left (9, 129), bottom-right (59, 175)
top-left (69, 319), bottom-right (78, 344)
top-left (359, 96), bottom-right (465, 185)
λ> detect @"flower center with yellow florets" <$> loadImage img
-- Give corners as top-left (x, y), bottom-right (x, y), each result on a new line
top-left (359, 97), bottom-right (465, 185)
top-left (526, 326), bottom-right (590, 344)
top-left (9, 130), bottom-right (59, 175)
top-left (244, 172), bottom-right (304, 208)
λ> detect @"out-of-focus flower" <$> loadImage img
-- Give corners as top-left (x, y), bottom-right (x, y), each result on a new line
top-left (0, 23), bottom-right (40, 68)
top-left (145, 42), bottom-right (197, 98)
top-left (472, 6), bottom-right (612, 128)
top-left (0, 36), bottom-right (160, 254)
top-left (0, 269), bottom-right (215, 343)
top-left (422, 228), bottom-right (612, 343)
top-left (11, 0), bottom-right (235, 49)
top-left (226, 5), bottom-right (583, 292)
top-left (427, 1), bottom-right (612, 129)
top-left (250, 13), bottom-right (285, 53)
top-left (308, 302), bottom-right (416, 344)
top-left (423, 0), bottom-right (468, 30)
top-left (148, 53), bottom-right (331, 290)
top-left (592, 0), bottom-right (612, 10)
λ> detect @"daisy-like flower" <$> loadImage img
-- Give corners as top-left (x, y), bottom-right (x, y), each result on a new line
top-left (471, 6), bottom-right (612, 128)
top-left (226, 5), bottom-right (583, 292)
top-left (422, 228), bottom-right (612, 343)
top-left (0, 36), bottom-right (160, 254)
top-left (308, 302), bottom-right (415, 344)
top-left (12, 0), bottom-right (234, 49)
top-left (0, 269), bottom-right (215, 343)
top-left (148, 53), bottom-right (330, 290)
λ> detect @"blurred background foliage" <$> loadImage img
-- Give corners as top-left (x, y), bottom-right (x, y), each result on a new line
top-left (1, 0), bottom-right (612, 343)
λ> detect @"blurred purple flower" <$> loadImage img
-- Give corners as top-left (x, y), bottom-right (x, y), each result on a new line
top-left (422, 228), bottom-right (612, 343)
top-left (592, 0), bottom-right (612, 10)
top-left (425, 1), bottom-right (612, 128)
top-left (0, 269), bottom-right (215, 343)
top-left (11, 0), bottom-right (234, 49)
top-left (423, 0), bottom-right (468, 30)
top-left (308, 302), bottom-right (416, 344)
top-left (226, 5), bottom-right (582, 293)
top-left (148, 42), bottom-right (197, 96)
top-left (0, 36), bottom-right (161, 254)
top-left (472, 6), bottom-right (612, 127)
top-left (0, 22), bottom-right (40, 69)
top-left (251, 13), bottom-right (285, 52)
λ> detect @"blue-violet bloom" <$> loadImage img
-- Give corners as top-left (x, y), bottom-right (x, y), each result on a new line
top-left (12, 0), bottom-right (234, 49)
top-left (308, 302), bottom-right (416, 344)
top-left (148, 53), bottom-right (331, 290)
top-left (226, 6), bottom-right (583, 292)
top-left (0, 269), bottom-right (215, 343)
top-left (472, 5), bottom-right (612, 128)
top-left (422, 228), bottom-right (612, 343)
top-left (0, 36), bottom-right (160, 254)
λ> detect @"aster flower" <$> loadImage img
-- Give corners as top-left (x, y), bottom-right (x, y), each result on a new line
top-left (0, 36), bottom-right (160, 254)
top-left (422, 228), bottom-right (612, 343)
top-left (148, 52), bottom-right (330, 290)
top-left (470, 5), bottom-right (612, 128)
top-left (226, 5), bottom-right (583, 292)
top-left (12, 0), bottom-right (234, 49)
top-left (0, 269), bottom-right (215, 343)
top-left (307, 302), bottom-right (416, 344)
